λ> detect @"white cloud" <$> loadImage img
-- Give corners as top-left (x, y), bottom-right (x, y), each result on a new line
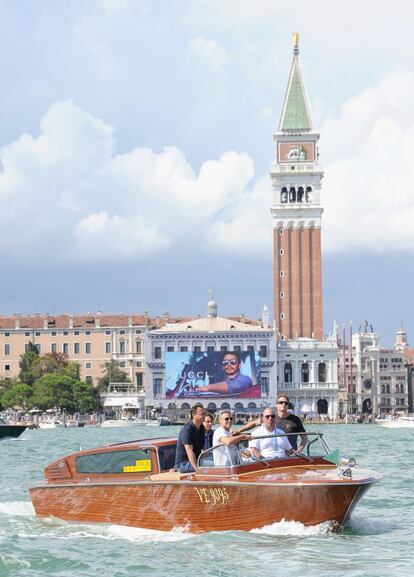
top-left (0, 99), bottom-right (258, 262)
top-left (189, 36), bottom-right (228, 67)
top-left (73, 212), bottom-right (170, 259)
top-left (322, 69), bottom-right (414, 254)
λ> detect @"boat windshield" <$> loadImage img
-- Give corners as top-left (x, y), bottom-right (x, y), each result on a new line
top-left (197, 432), bottom-right (332, 469)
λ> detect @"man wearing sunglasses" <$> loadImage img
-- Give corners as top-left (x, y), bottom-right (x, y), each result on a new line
top-left (212, 410), bottom-right (251, 466)
top-left (192, 351), bottom-right (253, 395)
top-left (275, 395), bottom-right (307, 452)
top-left (249, 407), bottom-right (292, 459)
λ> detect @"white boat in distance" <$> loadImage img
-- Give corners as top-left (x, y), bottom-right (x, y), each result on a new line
top-left (376, 416), bottom-right (414, 429)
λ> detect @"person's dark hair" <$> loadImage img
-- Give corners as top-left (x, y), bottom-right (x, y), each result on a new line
top-left (278, 394), bottom-right (290, 402)
top-left (222, 350), bottom-right (241, 363)
top-left (205, 412), bottom-right (214, 422)
top-left (190, 402), bottom-right (204, 418)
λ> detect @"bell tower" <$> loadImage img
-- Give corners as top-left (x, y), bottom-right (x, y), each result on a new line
top-left (271, 33), bottom-right (323, 341)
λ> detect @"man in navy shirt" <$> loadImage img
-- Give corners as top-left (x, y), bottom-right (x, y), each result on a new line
top-left (175, 403), bottom-right (206, 473)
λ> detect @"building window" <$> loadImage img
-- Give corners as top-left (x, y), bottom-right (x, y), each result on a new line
top-left (4, 364), bottom-right (11, 371)
top-left (119, 362), bottom-right (125, 368)
top-left (280, 292), bottom-right (284, 299)
top-left (261, 376), bottom-right (269, 394)
top-left (154, 378), bottom-right (162, 396)
top-left (280, 313), bottom-right (284, 320)
top-left (51, 343), bottom-right (57, 353)
top-left (233, 346), bottom-right (241, 353)
top-left (63, 331), bottom-right (68, 336)
top-left (85, 362), bottom-right (92, 369)
top-left (105, 330), bottom-right (111, 335)
top-left (207, 346), bottom-right (215, 352)
top-left (136, 372), bottom-right (143, 389)
top-left (4, 344), bottom-right (10, 356)
top-left (4, 332), bottom-right (10, 337)
top-left (301, 362), bottom-right (309, 383)
top-left (135, 329), bottom-right (142, 334)
top-left (105, 342), bottom-right (111, 354)
top-left (318, 362), bottom-right (326, 383)
top-left (136, 361), bottom-right (142, 368)
top-left (193, 346), bottom-right (202, 353)
top-left (119, 341), bottom-right (126, 354)
top-left (167, 346), bottom-right (175, 352)
top-left (25, 332), bottom-right (30, 337)
top-left (280, 271), bottom-right (284, 277)
top-left (280, 335), bottom-right (285, 341)
top-left (220, 346), bottom-right (228, 353)
top-left (63, 343), bottom-right (69, 354)
top-left (247, 345), bottom-right (254, 352)
top-left (279, 229), bottom-right (284, 236)
top-left (35, 344), bottom-right (41, 354)
top-left (51, 331), bottom-right (56, 336)
top-left (259, 345), bottom-right (268, 358)
top-left (85, 342), bottom-right (91, 354)
top-left (135, 340), bottom-right (142, 354)
top-left (180, 346), bottom-right (188, 352)
top-left (279, 249), bottom-right (284, 256)
top-left (74, 331), bottom-right (80, 336)
top-left (118, 329), bottom-right (125, 335)
top-left (154, 346), bottom-right (162, 359)
top-left (85, 331), bottom-right (91, 336)
top-left (85, 376), bottom-right (92, 384)
top-left (74, 343), bottom-right (80, 354)
top-left (284, 362), bottom-right (292, 383)
top-left (35, 331), bottom-right (40, 336)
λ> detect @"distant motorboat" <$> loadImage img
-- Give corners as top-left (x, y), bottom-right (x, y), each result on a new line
top-left (0, 417), bottom-right (28, 439)
top-left (38, 420), bottom-right (65, 429)
top-left (376, 416), bottom-right (414, 429)
top-left (101, 418), bottom-right (144, 428)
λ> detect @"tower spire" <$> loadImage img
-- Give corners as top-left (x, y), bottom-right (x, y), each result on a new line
top-left (278, 33), bottom-right (312, 133)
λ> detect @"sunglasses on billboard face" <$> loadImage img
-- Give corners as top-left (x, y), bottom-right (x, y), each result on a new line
top-left (222, 359), bottom-right (238, 366)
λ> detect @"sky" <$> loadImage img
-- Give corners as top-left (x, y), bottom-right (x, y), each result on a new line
top-left (0, 0), bottom-right (413, 346)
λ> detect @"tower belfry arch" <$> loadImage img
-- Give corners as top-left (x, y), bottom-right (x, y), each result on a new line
top-left (270, 33), bottom-right (323, 341)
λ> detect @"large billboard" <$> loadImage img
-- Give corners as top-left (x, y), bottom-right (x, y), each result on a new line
top-left (165, 351), bottom-right (261, 399)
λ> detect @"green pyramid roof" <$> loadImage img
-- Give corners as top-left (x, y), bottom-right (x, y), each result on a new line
top-left (279, 56), bottom-right (312, 132)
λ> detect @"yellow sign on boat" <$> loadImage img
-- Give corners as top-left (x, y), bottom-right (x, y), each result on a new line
top-left (123, 460), bottom-right (152, 473)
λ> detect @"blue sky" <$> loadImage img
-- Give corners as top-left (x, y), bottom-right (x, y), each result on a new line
top-left (0, 0), bottom-right (413, 346)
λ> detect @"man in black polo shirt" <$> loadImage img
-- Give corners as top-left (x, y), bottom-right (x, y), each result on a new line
top-left (275, 394), bottom-right (307, 452)
top-left (175, 403), bottom-right (206, 473)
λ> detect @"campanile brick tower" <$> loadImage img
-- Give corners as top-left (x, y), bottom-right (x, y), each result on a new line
top-left (270, 33), bottom-right (323, 341)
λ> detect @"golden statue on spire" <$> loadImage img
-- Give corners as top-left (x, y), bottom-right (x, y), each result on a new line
top-left (293, 32), bottom-right (299, 50)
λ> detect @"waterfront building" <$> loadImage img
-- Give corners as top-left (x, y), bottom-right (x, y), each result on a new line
top-left (277, 336), bottom-right (339, 418)
top-left (0, 313), bottom-right (148, 387)
top-left (337, 321), bottom-right (409, 416)
top-left (145, 297), bottom-right (276, 414)
top-left (272, 34), bottom-right (339, 417)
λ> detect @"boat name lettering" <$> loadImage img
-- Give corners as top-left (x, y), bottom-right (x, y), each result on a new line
top-left (194, 487), bottom-right (229, 505)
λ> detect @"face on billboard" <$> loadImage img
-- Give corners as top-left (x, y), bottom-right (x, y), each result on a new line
top-left (164, 351), bottom-right (261, 399)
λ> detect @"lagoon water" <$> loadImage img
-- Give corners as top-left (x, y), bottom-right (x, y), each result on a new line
top-left (0, 424), bottom-right (412, 577)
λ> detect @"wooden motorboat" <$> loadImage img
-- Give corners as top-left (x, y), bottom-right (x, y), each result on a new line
top-left (0, 417), bottom-right (28, 439)
top-left (29, 432), bottom-right (381, 533)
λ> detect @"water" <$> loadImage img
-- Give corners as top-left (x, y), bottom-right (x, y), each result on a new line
top-left (0, 424), bottom-right (412, 577)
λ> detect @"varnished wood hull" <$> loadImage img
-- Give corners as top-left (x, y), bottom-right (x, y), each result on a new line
top-left (29, 476), bottom-right (372, 533)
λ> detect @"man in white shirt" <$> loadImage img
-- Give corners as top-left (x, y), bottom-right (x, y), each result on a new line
top-left (212, 410), bottom-right (251, 466)
top-left (249, 407), bottom-right (292, 459)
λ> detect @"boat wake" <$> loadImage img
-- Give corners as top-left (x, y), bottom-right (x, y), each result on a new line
top-left (252, 519), bottom-right (336, 536)
top-left (0, 500), bottom-right (35, 517)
